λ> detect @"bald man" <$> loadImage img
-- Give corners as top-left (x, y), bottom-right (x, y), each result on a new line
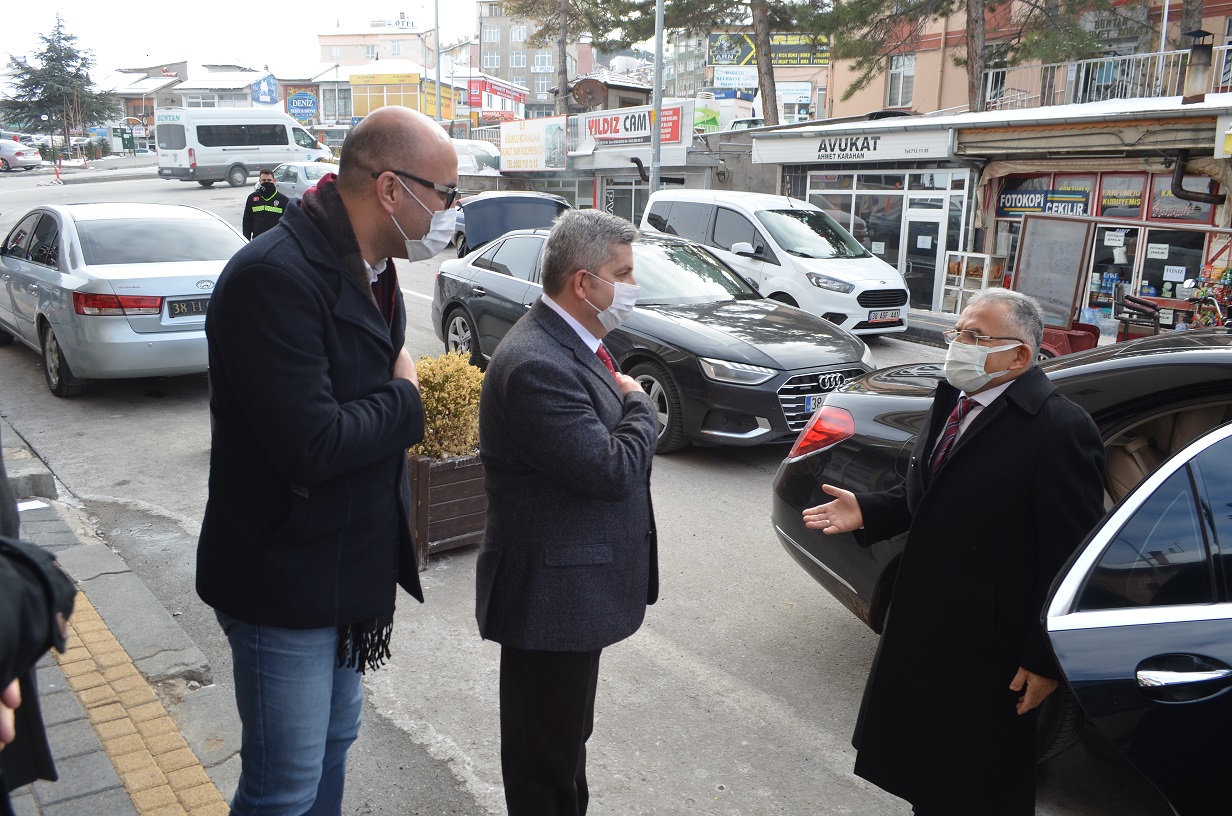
top-left (197, 107), bottom-right (459, 815)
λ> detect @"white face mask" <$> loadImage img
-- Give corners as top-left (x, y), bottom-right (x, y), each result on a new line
top-left (391, 179), bottom-right (458, 262)
top-left (585, 271), bottom-right (639, 332)
top-left (944, 338), bottom-right (1020, 393)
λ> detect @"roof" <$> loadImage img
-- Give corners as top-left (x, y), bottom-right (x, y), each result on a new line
top-left (96, 72), bottom-right (181, 95)
top-left (570, 68), bottom-right (653, 92)
top-left (172, 71), bottom-right (271, 92)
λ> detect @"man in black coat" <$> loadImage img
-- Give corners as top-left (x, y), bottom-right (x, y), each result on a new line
top-left (803, 288), bottom-right (1106, 815)
top-left (476, 210), bottom-right (658, 816)
top-left (241, 168), bottom-right (291, 240)
top-left (197, 106), bottom-right (457, 815)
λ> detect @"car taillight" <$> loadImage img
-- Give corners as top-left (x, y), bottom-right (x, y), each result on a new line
top-left (73, 292), bottom-right (163, 316)
top-left (188, 147), bottom-right (196, 169)
top-left (787, 405), bottom-right (856, 459)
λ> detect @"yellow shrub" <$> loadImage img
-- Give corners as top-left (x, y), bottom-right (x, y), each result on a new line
top-left (408, 351), bottom-right (485, 459)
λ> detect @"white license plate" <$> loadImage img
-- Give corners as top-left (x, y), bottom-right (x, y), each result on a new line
top-left (806, 394), bottom-right (825, 413)
top-left (868, 309), bottom-right (900, 323)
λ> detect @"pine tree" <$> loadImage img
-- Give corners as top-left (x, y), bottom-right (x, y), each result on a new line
top-left (0, 15), bottom-right (120, 150)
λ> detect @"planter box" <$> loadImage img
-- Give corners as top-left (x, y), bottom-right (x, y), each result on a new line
top-left (407, 454), bottom-right (487, 570)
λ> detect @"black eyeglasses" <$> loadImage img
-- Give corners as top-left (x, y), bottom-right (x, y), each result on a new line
top-left (372, 169), bottom-right (459, 208)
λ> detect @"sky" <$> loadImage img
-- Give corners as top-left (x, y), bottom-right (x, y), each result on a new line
top-left (4, 2), bottom-right (482, 79)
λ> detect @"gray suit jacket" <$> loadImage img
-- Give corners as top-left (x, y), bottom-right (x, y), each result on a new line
top-left (476, 299), bottom-right (658, 651)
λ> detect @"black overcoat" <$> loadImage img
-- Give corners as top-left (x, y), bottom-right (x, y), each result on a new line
top-left (852, 366), bottom-right (1105, 814)
top-left (196, 202), bottom-right (425, 629)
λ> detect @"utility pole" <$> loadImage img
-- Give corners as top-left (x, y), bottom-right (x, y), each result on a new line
top-left (649, 0), bottom-right (665, 191)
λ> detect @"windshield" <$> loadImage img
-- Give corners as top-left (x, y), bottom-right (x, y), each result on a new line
top-left (77, 218), bottom-right (245, 265)
top-left (305, 164), bottom-right (335, 180)
top-left (755, 209), bottom-right (869, 259)
top-left (633, 242), bottom-right (762, 305)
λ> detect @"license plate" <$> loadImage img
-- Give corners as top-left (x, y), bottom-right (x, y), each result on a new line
top-left (868, 309), bottom-right (900, 323)
top-left (806, 394), bottom-right (825, 413)
top-left (168, 297), bottom-right (209, 318)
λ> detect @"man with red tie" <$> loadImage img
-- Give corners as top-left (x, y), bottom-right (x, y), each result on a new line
top-left (802, 289), bottom-right (1105, 816)
top-left (476, 209), bottom-right (657, 816)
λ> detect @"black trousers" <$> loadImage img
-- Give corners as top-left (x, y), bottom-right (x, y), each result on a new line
top-left (500, 645), bottom-right (602, 816)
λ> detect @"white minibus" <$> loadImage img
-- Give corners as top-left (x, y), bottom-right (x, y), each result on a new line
top-left (155, 107), bottom-right (331, 188)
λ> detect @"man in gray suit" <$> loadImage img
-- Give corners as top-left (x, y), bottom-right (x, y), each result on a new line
top-left (476, 209), bottom-right (658, 816)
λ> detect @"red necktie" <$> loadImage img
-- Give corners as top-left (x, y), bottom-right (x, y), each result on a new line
top-left (928, 397), bottom-right (977, 479)
top-left (596, 345), bottom-right (618, 379)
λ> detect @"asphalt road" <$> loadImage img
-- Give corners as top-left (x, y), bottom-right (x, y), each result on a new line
top-left (0, 176), bottom-right (1171, 815)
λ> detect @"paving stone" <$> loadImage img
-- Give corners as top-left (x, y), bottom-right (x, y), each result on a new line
top-left (38, 689), bottom-right (86, 727)
top-left (131, 784), bottom-right (178, 811)
top-left (145, 806), bottom-right (190, 816)
top-left (102, 663), bottom-right (139, 682)
top-left (166, 765), bottom-right (213, 793)
top-left (44, 718), bottom-right (103, 760)
top-left (136, 715), bottom-right (178, 739)
top-left (29, 530), bottom-right (82, 552)
top-left (120, 687), bottom-right (158, 708)
top-left (111, 673), bottom-right (148, 694)
top-left (130, 701), bottom-right (166, 723)
top-left (190, 803), bottom-right (231, 816)
top-left (146, 732), bottom-right (189, 756)
top-left (123, 763), bottom-right (170, 793)
top-left (177, 782), bottom-right (225, 811)
top-left (95, 716), bottom-right (139, 741)
top-left (87, 702), bottom-right (126, 724)
top-left (40, 788), bottom-right (139, 816)
top-left (155, 747), bottom-right (200, 774)
top-left (104, 733), bottom-right (147, 757)
top-left (112, 749), bottom-right (160, 775)
top-left (77, 683), bottom-right (120, 707)
top-left (31, 751), bottom-right (122, 805)
top-left (58, 660), bottom-right (95, 679)
top-left (66, 670), bottom-right (106, 692)
top-left (7, 790), bottom-right (38, 816)
top-left (35, 664), bottom-right (69, 694)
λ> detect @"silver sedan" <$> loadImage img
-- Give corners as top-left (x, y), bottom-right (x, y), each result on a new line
top-left (271, 161), bottom-right (338, 198)
top-left (0, 203), bottom-right (246, 396)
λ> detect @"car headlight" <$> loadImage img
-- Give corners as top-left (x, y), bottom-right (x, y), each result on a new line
top-left (698, 357), bottom-right (776, 385)
top-left (860, 341), bottom-right (875, 369)
top-left (806, 272), bottom-right (855, 294)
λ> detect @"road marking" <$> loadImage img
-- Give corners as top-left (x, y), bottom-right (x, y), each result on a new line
top-left (401, 288), bottom-right (432, 302)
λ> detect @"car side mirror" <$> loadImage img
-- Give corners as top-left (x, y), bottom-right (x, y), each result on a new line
top-left (731, 241), bottom-right (758, 258)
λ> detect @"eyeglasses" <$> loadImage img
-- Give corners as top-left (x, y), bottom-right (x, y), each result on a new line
top-left (372, 169), bottom-right (459, 208)
top-left (942, 329), bottom-right (1025, 346)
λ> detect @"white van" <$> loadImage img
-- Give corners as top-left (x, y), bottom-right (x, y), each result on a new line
top-left (641, 190), bottom-right (910, 336)
top-left (155, 107), bottom-right (331, 188)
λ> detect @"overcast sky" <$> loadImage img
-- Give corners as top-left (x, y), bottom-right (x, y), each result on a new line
top-left (4, 2), bottom-right (481, 80)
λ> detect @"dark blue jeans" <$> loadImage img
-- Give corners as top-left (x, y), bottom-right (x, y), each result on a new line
top-left (217, 612), bottom-right (363, 816)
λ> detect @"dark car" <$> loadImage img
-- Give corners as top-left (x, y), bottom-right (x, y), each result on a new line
top-left (1043, 419), bottom-right (1232, 816)
top-left (452, 191), bottom-right (570, 257)
top-left (770, 330), bottom-right (1232, 765)
top-left (431, 230), bottom-right (875, 453)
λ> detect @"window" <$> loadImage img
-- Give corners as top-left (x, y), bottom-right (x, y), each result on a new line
top-left (156, 123), bottom-right (186, 151)
top-left (489, 236), bottom-right (543, 281)
top-left (710, 208), bottom-right (758, 252)
top-left (324, 88), bottom-right (352, 120)
top-left (887, 55), bottom-right (915, 107)
top-left (293, 128), bottom-right (318, 149)
top-left (511, 51), bottom-right (526, 68)
top-left (392, 40), bottom-right (403, 56)
top-left (197, 124), bottom-right (288, 147)
top-left (284, 167), bottom-right (300, 183)
top-left (534, 52), bottom-right (553, 69)
top-left (76, 219), bottom-right (246, 265)
top-left (488, 3), bottom-right (502, 14)
top-left (365, 45), bottom-right (377, 61)
top-left (511, 25), bottom-right (526, 42)
top-left (1078, 467), bottom-right (1213, 610)
top-left (484, 26), bottom-right (501, 43)
top-left (330, 45), bottom-right (340, 59)
top-left (28, 215), bottom-right (59, 268)
top-left (483, 52), bottom-right (500, 69)
top-left (662, 202), bottom-right (711, 242)
top-left (1195, 437), bottom-right (1232, 590)
top-left (511, 76), bottom-right (526, 90)
top-left (3, 213), bottom-right (40, 259)
top-left (534, 76), bottom-right (551, 94)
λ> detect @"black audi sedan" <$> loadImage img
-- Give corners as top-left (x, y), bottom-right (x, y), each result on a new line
top-left (771, 330), bottom-right (1232, 803)
top-left (431, 229), bottom-right (875, 453)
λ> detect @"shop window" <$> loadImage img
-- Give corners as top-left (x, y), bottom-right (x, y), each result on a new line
top-left (1148, 175), bottom-right (1217, 224)
top-left (857, 174), bottom-right (905, 191)
top-left (909, 172), bottom-right (947, 191)
top-left (1098, 173), bottom-right (1146, 219)
top-left (1140, 229), bottom-right (1206, 300)
top-left (887, 55), bottom-right (915, 107)
top-left (858, 193), bottom-right (902, 265)
top-left (810, 193), bottom-right (857, 239)
top-left (1054, 175), bottom-right (1095, 216)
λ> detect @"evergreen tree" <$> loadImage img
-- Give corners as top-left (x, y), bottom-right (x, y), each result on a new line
top-left (0, 15), bottom-right (119, 150)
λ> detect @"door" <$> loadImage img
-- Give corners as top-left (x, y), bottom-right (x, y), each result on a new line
top-left (0, 212), bottom-right (41, 336)
top-left (1045, 424), bottom-right (1232, 816)
top-left (705, 206), bottom-right (777, 292)
top-left (603, 178), bottom-right (650, 225)
top-left (7, 212), bottom-right (60, 345)
top-left (903, 216), bottom-right (943, 310)
top-left (468, 235), bottom-right (543, 354)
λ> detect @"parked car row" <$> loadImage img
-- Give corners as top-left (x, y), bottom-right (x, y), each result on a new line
top-left (0, 141), bottom-right (44, 172)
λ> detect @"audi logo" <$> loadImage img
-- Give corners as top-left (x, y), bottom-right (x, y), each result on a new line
top-left (196, 280), bottom-right (215, 290)
top-left (817, 373), bottom-right (847, 391)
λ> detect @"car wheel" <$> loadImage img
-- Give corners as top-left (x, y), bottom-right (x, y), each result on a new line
top-left (629, 362), bottom-right (687, 453)
top-left (769, 293), bottom-right (799, 307)
top-left (40, 323), bottom-right (87, 397)
top-left (444, 308), bottom-right (482, 367)
top-left (1037, 348), bottom-right (1057, 363)
top-left (197, 180), bottom-right (215, 188)
top-left (456, 239), bottom-right (470, 258)
top-left (1, 159), bottom-right (9, 172)
top-left (226, 165), bottom-right (247, 188)
top-left (1035, 684), bottom-right (1083, 763)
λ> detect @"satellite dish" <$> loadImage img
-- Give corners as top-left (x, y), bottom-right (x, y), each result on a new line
top-left (572, 78), bottom-right (608, 108)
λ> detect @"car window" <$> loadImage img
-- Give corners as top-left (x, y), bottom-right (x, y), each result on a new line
top-left (28, 215), bottom-right (60, 268)
top-left (663, 202), bottom-right (711, 241)
top-left (645, 201), bottom-right (672, 232)
top-left (274, 165), bottom-right (291, 182)
top-left (157, 123), bottom-right (187, 151)
top-left (755, 209), bottom-right (870, 260)
top-left (1193, 437), bottom-right (1232, 597)
top-left (293, 128), bottom-right (318, 149)
top-left (488, 236), bottom-right (543, 282)
top-left (710, 207), bottom-right (758, 252)
top-left (3, 212), bottom-right (42, 259)
top-left (633, 242), bottom-right (761, 305)
top-left (1078, 466), bottom-right (1214, 610)
top-left (472, 240), bottom-right (502, 271)
top-left (286, 167), bottom-right (299, 183)
top-left (305, 165), bottom-right (334, 180)
top-left (77, 218), bottom-right (245, 264)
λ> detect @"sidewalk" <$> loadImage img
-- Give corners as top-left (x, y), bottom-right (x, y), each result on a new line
top-left (2, 419), bottom-right (231, 816)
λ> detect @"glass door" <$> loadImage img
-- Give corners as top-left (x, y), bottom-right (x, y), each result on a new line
top-left (602, 178), bottom-right (650, 225)
top-left (903, 216), bottom-right (944, 310)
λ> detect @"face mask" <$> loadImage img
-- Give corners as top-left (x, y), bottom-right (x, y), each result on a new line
top-left (943, 339), bottom-right (1020, 393)
top-left (585, 272), bottom-right (639, 332)
top-left (391, 178), bottom-right (458, 261)
top-left (257, 182), bottom-right (275, 196)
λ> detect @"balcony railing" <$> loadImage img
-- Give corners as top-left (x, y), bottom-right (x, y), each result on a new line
top-left (982, 46), bottom-right (1232, 111)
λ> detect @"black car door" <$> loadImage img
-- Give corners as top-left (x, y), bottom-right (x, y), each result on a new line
top-left (1045, 423), bottom-right (1232, 816)
top-left (469, 235), bottom-right (543, 353)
